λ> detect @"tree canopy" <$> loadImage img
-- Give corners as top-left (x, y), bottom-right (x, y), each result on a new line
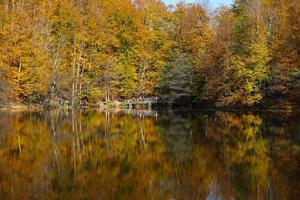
top-left (0, 0), bottom-right (299, 109)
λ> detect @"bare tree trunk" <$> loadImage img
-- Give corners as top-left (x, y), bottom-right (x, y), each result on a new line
top-left (104, 64), bottom-right (110, 103)
top-left (78, 64), bottom-right (85, 97)
top-left (75, 48), bottom-right (82, 105)
top-left (17, 61), bottom-right (22, 85)
top-left (72, 41), bottom-right (77, 107)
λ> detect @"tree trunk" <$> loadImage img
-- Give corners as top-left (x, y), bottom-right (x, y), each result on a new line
top-left (104, 64), bottom-right (110, 103)
top-left (72, 41), bottom-right (77, 107)
top-left (75, 48), bottom-right (82, 105)
top-left (17, 61), bottom-right (22, 85)
top-left (78, 64), bottom-right (85, 97)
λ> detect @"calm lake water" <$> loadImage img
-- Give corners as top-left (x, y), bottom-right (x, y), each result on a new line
top-left (0, 110), bottom-right (299, 200)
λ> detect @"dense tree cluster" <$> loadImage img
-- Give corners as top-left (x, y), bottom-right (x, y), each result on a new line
top-left (0, 0), bottom-right (299, 108)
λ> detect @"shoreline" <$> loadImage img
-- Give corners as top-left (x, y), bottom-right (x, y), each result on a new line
top-left (0, 103), bottom-right (298, 113)
top-left (0, 104), bottom-right (44, 112)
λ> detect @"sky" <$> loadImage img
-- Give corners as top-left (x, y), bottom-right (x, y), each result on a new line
top-left (162, 0), bottom-right (233, 8)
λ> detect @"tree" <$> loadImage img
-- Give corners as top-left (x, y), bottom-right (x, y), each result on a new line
top-left (159, 52), bottom-right (193, 103)
top-left (267, 0), bottom-right (300, 108)
top-left (214, 0), bottom-right (271, 107)
top-left (0, 0), bottom-right (298, 109)
top-left (172, 3), bottom-right (212, 97)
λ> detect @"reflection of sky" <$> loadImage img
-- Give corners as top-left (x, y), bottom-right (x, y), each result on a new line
top-left (162, 0), bottom-right (233, 8)
top-left (207, 180), bottom-right (224, 200)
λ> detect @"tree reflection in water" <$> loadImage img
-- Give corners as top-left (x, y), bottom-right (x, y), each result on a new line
top-left (0, 110), bottom-right (299, 200)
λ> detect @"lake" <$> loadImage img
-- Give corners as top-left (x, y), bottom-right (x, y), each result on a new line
top-left (0, 110), bottom-right (299, 200)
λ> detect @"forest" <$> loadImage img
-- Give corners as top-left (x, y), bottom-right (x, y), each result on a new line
top-left (0, 0), bottom-right (299, 109)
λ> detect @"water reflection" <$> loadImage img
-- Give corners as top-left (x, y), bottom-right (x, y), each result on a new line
top-left (0, 110), bottom-right (299, 200)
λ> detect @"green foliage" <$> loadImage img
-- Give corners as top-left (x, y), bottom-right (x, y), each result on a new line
top-left (159, 52), bottom-right (193, 101)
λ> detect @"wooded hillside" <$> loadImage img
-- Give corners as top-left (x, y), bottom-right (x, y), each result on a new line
top-left (0, 0), bottom-right (299, 109)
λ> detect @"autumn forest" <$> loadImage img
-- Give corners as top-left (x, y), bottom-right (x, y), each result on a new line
top-left (0, 0), bottom-right (299, 109)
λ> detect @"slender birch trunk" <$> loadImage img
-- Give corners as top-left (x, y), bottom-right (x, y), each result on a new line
top-left (72, 41), bottom-right (77, 107)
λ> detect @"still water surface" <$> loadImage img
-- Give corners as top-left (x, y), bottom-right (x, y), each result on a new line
top-left (0, 110), bottom-right (299, 200)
